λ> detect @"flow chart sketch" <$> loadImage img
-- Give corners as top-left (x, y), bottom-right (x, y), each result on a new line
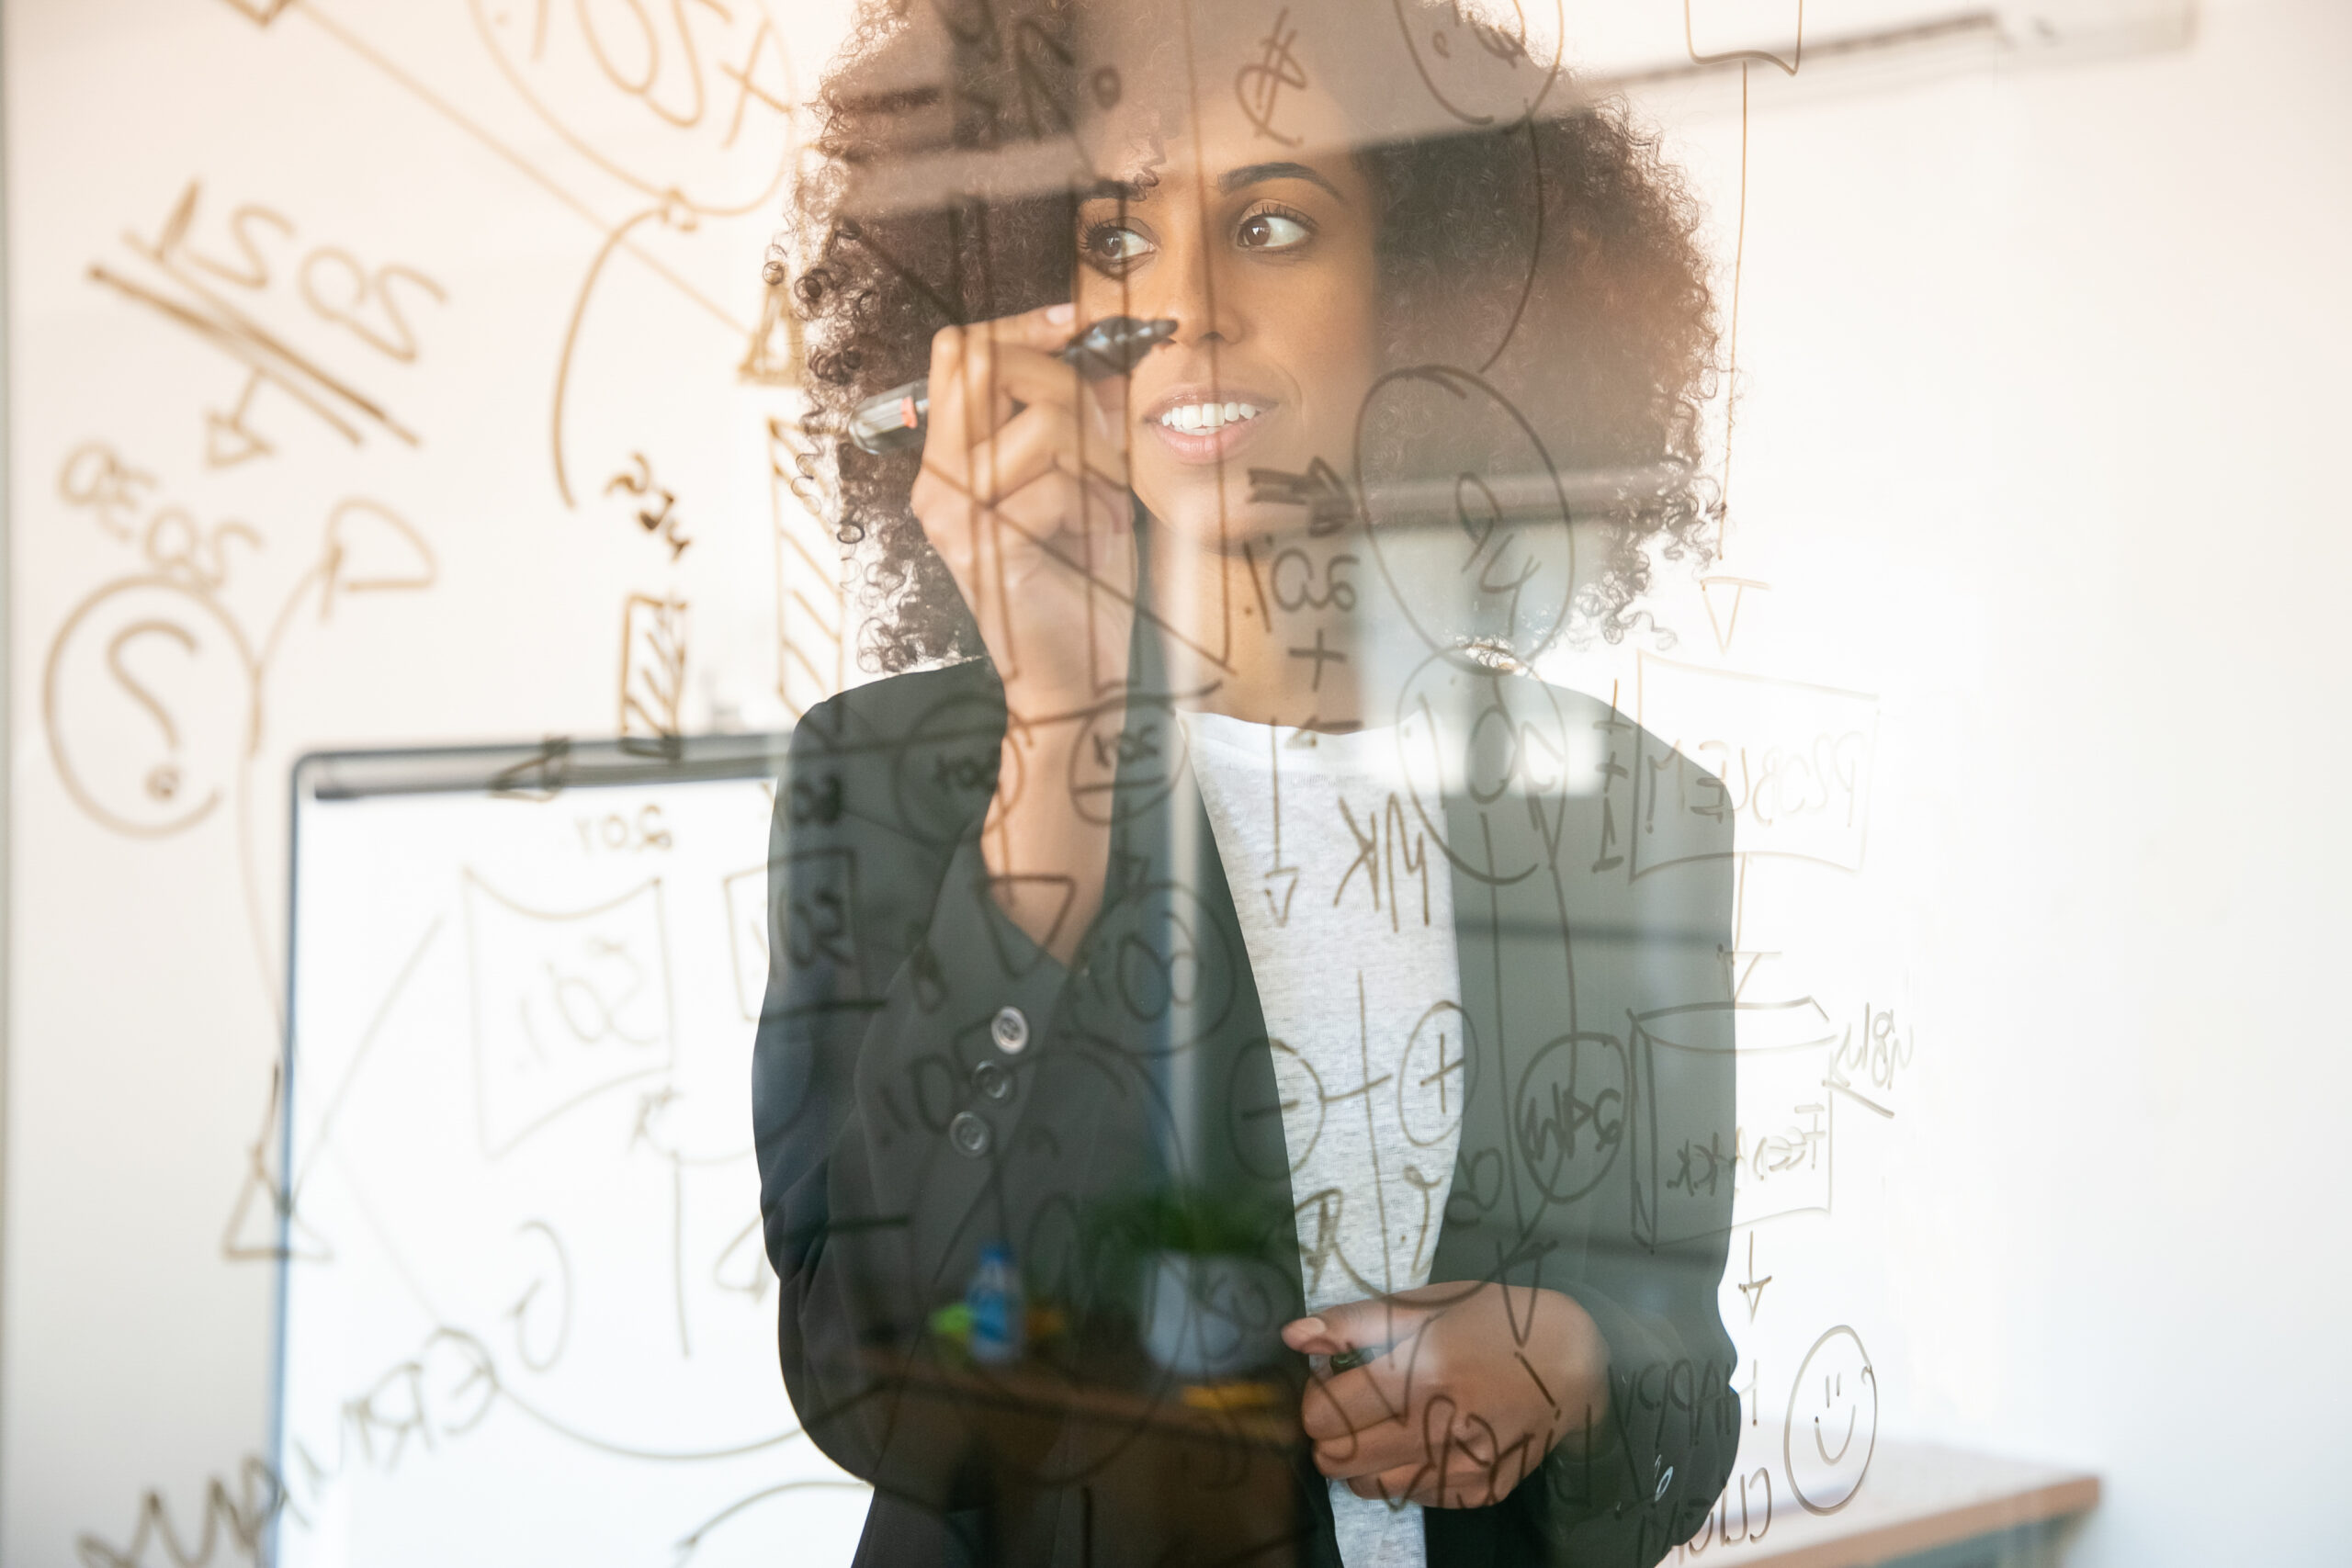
top-left (276, 737), bottom-right (869, 1566)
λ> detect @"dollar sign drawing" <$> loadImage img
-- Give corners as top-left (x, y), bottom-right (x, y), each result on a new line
top-left (1234, 8), bottom-right (1307, 147)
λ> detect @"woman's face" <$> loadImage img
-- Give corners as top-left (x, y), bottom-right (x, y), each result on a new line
top-left (1073, 83), bottom-right (1379, 550)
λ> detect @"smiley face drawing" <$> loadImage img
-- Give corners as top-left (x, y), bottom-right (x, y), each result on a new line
top-left (1783, 1325), bottom-right (1878, 1515)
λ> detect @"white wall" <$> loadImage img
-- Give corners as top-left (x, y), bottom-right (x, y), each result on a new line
top-left (1578, 2), bottom-right (2352, 1559)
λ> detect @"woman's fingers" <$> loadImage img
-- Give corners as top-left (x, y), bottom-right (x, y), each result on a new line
top-left (919, 465), bottom-right (1133, 622)
top-left (915, 316), bottom-right (1130, 585)
top-left (1300, 1365), bottom-right (1395, 1446)
top-left (1312, 1424), bottom-right (1420, 1482)
top-left (1348, 1417), bottom-right (1528, 1507)
top-left (959, 402), bottom-right (1128, 505)
top-left (1303, 1371), bottom-right (1422, 1483)
top-left (989, 473), bottom-right (1134, 577)
top-left (924, 301), bottom-right (1076, 378)
top-left (949, 341), bottom-right (1114, 423)
top-left (1296, 1284), bottom-right (1602, 1514)
top-left (972, 299), bottom-right (1080, 353)
top-left (1354, 1459), bottom-right (1511, 1508)
top-left (914, 417), bottom-right (1127, 574)
top-left (1340, 1416), bottom-right (1542, 1508)
top-left (1285, 1295), bottom-right (1439, 1360)
top-left (907, 304), bottom-right (1142, 700)
top-left (1345, 1457), bottom-right (1491, 1505)
top-left (1308, 1384), bottom-right (1496, 1483)
top-left (917, 394), bottom-right (1126, 528)
top-left (1297, 1327), bottom-right (1435, 1449)
top-left (923, 303), bottom-right (1105, 451)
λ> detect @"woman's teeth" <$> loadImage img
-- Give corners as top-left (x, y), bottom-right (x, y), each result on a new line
top-left (1159, 400), bottom-right (1261, 434)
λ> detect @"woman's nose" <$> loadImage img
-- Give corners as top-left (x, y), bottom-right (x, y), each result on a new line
top-left (1149, 239), bottom-right (1243, 347)
top-left (1158, 299), bottom-right (1239, 352)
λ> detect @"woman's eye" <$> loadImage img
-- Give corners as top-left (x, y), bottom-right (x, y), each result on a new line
top-left (1237, 210), bottom-right (1311, 252)
top-left (1083, 224), bottom-right (1154, 268)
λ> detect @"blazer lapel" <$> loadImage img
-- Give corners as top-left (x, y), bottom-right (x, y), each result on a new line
top-left (1426, 662), bottom-right (1597, 1290)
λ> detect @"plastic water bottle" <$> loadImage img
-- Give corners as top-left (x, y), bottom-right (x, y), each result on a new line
top-left (967, 1244), bottom-right (1025, 1366)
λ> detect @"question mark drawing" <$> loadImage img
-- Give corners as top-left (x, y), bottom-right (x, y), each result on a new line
top-left (44, 576), bottom-right (251, 838)
top-left (107, 620), bottom-right (196, 802)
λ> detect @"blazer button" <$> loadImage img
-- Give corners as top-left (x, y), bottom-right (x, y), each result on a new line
top-left (972, 1060), bottom-right (1014, 1103)
top-left (949, 1111), bottom-right (991, 1158)
top-left (990, 1005), bottom-right (1031, 1055)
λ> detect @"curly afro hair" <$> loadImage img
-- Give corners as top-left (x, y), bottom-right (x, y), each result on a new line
top-left (779, 0), bottom-right (1720, 674)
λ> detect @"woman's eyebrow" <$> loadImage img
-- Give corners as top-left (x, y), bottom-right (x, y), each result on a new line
top-left (1215, 161), bottom-right (1345, 201)
top-left (1086, 175), bottom-right (1152, 204)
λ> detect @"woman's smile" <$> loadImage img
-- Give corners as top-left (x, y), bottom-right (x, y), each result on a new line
top-left (1142, 381), bottom-right (1283, 464)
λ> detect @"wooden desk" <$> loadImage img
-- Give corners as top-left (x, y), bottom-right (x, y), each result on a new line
top-left (1666, 1434), bottom-right (2099, 1567)
top-left (854, 1347), bottom-right (1309, 1562)
top-left (862, 1349), bottom-right (2098, 1567)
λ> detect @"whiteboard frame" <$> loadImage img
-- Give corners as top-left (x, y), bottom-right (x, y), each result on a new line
top-left (271, 730), bottom-right (793, 1564)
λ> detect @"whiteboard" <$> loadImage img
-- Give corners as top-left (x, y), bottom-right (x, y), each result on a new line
top-left (275, 736), bottom-right (868, 1566)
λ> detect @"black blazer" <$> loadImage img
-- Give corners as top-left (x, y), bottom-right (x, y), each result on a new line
top-left (753, 643), bottom-right (1740, 1567)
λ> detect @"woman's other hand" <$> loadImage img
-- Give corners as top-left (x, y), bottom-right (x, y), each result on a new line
top-left (1283, 1282), bottom-right (1611, 1509)
top-left (907, 303), bottom-right (1137, 961)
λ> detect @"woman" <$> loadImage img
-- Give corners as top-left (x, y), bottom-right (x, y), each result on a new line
top-left (754, 2), bottom-right (1739, 1563)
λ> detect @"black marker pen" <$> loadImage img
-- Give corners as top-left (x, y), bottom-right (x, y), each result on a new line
top-left (846, 315), bottom-right (1179, 455)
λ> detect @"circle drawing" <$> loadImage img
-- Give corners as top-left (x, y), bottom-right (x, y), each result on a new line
top-left (1784, 1325), bottom-right (1879, 1516)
